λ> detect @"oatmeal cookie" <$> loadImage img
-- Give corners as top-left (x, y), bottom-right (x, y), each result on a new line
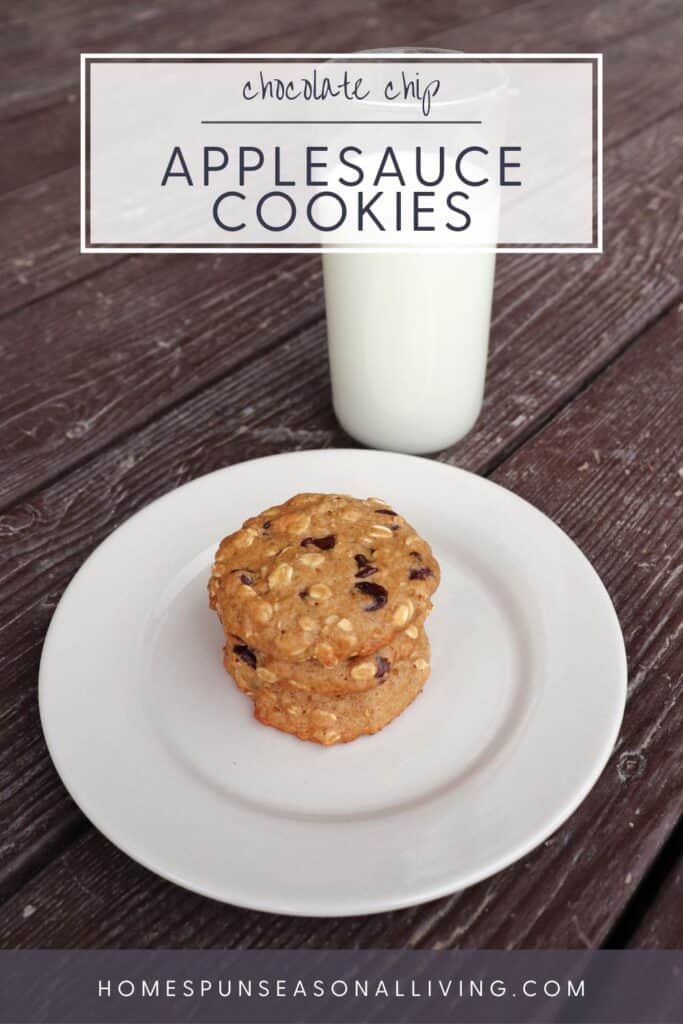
top-left (225, 633), bottom-right (431, 745)
top-left (226, 618), bottom-right (426, 696)
top-left (209, 493), bottom-right (440, 664)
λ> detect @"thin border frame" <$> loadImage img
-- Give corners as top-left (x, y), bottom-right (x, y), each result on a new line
top-left (80, 53), bottom-right (603, 255)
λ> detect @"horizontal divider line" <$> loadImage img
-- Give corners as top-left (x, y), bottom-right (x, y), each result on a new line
top-left (200, 119), bottom-right (482, 124)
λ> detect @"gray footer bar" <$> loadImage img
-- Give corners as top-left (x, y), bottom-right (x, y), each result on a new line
top-left (0, 949), bottom-right (681, 1023)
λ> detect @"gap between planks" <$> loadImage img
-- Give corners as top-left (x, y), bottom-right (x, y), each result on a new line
top-left (604, 814), bottom-right (683, 948)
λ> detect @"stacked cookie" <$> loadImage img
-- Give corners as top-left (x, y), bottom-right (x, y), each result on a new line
top-left (208, 492), bottom-right (440, 745)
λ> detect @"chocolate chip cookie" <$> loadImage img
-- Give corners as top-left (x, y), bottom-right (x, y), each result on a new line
top-left (209, 493), bottom-right (440, 665)
top-left (225, 632), bottom-right (431, 745)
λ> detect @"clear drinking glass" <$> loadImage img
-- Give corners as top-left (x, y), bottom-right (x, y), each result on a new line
top-left (321, 49), bottom-right (506, 454)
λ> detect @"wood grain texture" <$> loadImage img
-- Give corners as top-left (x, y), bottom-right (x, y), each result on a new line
top-left (0, 105), bottom-right (680, 897)
top-left (2, 97), bottom-right (682, 511)
top-left (0, 251), bottom-right (322, 504)
top-left (0, 170), bottom-right (123, 317)
top-left (0, 302), bottom-right (679, 949)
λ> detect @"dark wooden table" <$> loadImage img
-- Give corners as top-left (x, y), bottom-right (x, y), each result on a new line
top-left (1, 0), bottom-right (681, 950)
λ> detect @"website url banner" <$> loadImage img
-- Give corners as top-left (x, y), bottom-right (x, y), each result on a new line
top-left (1, 950), bottom-right (681, 1023)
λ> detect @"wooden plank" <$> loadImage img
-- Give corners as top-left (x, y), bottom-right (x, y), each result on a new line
top-left (0, 301), bottom-right (679, 947)
top-left (0, 110), bottom-right (679, 889)
top-left (0, 171), bottom-right (123, 316)
top-left (626, 842), bottom-right (683, 948)
top-left (0, 94), bottom-right (79, 197)
top-left (0, 250), bottom-right (321, 500)
top-left (1, 101), bottom-right (680, 509)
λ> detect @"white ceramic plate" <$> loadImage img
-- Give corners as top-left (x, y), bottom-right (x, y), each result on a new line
top-left (40, 449), bottom-right (626, 916)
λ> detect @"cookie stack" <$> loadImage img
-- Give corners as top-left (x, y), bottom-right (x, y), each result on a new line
top-left (208, 493), bottom-right (440, 745)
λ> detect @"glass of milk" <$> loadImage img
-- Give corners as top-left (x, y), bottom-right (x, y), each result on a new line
top-left (322, 50), bottom-right (506, 454)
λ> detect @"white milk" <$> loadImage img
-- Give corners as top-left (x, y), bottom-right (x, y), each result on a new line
top-left (322, 249), bottom-right (496, 453)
